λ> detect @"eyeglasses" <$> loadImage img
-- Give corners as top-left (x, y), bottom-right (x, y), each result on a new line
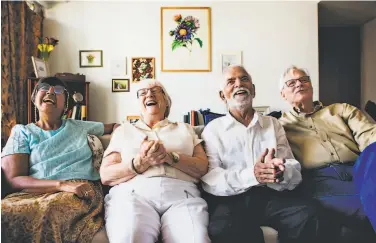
top-left (137, 87), bottom-right (163, 98)
top-left (285, 76), bottom-right (311, 88)
top-left (38, 83), bottom-right (66, 94)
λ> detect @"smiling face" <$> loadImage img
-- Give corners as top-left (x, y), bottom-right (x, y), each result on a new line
top-left (34, 83), bottom-right (66, 118)
top-left (220, 66), bottom-right (255, 111)
top-left (137, 85), bottom-right (167, 120)
top-left (280, 68), bottom-right (313, 106)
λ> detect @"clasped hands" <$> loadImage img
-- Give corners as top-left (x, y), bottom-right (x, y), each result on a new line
top-left (135, 136), bottom-right (173, 169)
top-left (254, 148), bottom-right (285, 184)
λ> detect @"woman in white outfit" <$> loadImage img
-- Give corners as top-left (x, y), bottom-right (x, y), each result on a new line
top-left (100, 79), bottom-right (210, 243)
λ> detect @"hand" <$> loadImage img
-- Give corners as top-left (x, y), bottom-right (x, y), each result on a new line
top-left (58, 181), bottom-right (94, 199)
top-left (142, 141), bottom-right (168, 166)
top-left (254, 148), bottom-right (285, 183)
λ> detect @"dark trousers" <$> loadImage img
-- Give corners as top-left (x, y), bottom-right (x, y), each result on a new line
top-left (203, 186), bottom-right (331, 243)
top-left (298, 159), bottom-right (376, 242)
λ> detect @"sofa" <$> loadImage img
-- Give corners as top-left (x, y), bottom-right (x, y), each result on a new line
top-left (91, 126), bottom-right (279, 243)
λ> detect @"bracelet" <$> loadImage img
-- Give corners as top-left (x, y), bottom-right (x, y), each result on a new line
top-left (131, 158), bottom-right (142, 175)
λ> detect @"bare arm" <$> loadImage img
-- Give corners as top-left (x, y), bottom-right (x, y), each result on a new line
top-left (166, 144), bottom-right (208, 179)
top-left (1, 154), bottom-right (92, 197)
top-left (99, 152), bottom-right (139, 186)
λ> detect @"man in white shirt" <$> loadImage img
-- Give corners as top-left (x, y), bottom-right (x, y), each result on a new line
top-left (201, 65), bottom-right (330, 243)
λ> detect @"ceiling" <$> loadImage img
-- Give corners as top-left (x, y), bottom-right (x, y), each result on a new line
top-left (319, 1), bottom-right (376, 26)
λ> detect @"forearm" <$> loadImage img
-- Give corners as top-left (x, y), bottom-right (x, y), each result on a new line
top-left (168, 154), bottom-right (208, 179)
top-left (9, 176), bottom-right (62, 193)
top-left (100, 161), bottom-right (136, 186)
top-left (201, 167), bottom-right (259, 196)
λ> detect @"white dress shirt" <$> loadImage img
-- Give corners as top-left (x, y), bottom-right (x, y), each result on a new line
top-left (201, 112), bottom-right (302, 196)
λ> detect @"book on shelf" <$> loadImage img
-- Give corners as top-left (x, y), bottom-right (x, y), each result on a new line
top-left (183, 109), bottom-right (225, 126)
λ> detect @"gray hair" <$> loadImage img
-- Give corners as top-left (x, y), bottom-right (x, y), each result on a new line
top-left (136, 79), bottom-right (172, 118)
top-left (220, 64), bottom-right (252, 91)
top-left (279, 65), bottom-right (310, 91)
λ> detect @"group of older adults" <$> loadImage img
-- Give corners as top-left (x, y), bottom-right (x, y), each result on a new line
top-left (1, 65), bottom-right (375, 243)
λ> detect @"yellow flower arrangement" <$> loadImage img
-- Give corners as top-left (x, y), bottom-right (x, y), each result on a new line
top-left (37, 37), bottom-right (59, 61)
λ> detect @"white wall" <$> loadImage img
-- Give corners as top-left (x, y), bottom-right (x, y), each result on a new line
top-left (361, 18), bottom-right (376, 110)
top-left (44, 1), bottom-right (319, 123)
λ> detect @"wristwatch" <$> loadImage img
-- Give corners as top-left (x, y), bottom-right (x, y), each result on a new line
top-left (169, 152), bottom-right (180, 164)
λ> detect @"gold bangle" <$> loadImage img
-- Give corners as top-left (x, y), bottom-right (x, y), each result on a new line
top-left (131, 158), bottom-right (142, 174)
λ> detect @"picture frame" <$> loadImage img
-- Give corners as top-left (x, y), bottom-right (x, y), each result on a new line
top-left (112, 79), bottom-right (130, 92)
top-left (31, 56), bottom-right (49, 78)
top-left (254, 106), bottom-right (270, 116)
top-left (132, 57), bottom-right (155, 82)
top-left (111, 58), bottom-right (127, 76)
top-left (126, 115), bottom-right (141, 124)
top-left (221, 51), bottom-right (242, 73)
top-left (161, 7), bottom-right (212, 72)
top-left (79, 50), bottom-right (103, 68)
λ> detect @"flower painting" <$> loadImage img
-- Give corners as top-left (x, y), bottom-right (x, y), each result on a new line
top-left (132, 57), bottom-right (155, 82)
top-left (169, 14), bottom-right (202, 53)
top-left (161, 7), bottom-right (211, 72)
top-left (79, 50), bottom-right (103, 68)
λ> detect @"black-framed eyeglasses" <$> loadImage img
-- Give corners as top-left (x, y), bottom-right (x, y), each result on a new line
top-left (38, 83), bottom-right (66, 94)
top-left (285, 76), bottom-right (311, 88)
top-left (137, 87), bottom-right (163, 98)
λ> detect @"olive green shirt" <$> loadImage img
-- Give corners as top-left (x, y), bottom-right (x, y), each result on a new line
top-left (280, 101), bottom-right (376, 169)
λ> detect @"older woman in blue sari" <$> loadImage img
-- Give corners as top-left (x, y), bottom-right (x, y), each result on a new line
top-left (1, 77), bottom-right (116, 243)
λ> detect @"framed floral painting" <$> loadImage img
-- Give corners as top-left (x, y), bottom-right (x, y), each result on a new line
top-left (161, 7), bottom-right (211, 72)
top-left (132, 57), bottom-right (155, 82)
top-left (79, 50), bottom-right (103, 68)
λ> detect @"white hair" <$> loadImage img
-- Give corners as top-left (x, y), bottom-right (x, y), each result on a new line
top-left (220, 64), bottom-right (252, 91)
top-left (279, 65), bottom-right (310, 91)
top-left (135, 79), bottom-right (172, 118)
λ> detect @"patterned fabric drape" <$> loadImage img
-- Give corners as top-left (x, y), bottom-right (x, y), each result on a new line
top-left (1, 1), bottom-right (43, 147)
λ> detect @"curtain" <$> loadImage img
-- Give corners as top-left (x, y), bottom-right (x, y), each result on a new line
top-left (1, 1), bottom-right (43, 147)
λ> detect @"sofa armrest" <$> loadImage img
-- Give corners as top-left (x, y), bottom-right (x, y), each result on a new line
top-left (98, 134), bottom-right (112, 150)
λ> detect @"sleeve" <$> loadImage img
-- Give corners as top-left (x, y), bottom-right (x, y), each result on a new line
top-left (200, 125), bottom-right (259, 196)
top-left (80, 120), bottom-right (105, 136)
top-left (267, 119), bottom-right (302, 191)
top-left (186, 124), bottom-right (203, 147)
top-left (1, 125), bottom-right (31, 157)
top-left (342, 103), bottom-right (376, 151)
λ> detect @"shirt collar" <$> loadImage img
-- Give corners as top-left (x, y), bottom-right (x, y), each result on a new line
top-left (291, 101), bottom-right (323, 117)
top-left (133, 118), bottom-right (174, 131)
top-left (224, 109), bottom-right (264, 131)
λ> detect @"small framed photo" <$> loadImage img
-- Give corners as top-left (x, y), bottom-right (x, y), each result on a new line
top-left (132, 57), bottom-right (155, 82)
top-left (221, 51), bottom-right (242, 73)
top-left (126, 115), bottom-right (141, 124)
top-left (31, 56), bottom-right (49, 78)
top-left (112, 79), bottom-right (130, 92)
top-left (254, 106), bottom-right (270, 116)
top-left (79, 50), bottom-right (103, 68)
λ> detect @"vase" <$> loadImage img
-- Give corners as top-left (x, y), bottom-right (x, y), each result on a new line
top-left (40, 51), bottom-right (49, 62)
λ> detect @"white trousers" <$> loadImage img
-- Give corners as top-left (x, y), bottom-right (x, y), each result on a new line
top-left (105, 177), bottom-right (210, 243)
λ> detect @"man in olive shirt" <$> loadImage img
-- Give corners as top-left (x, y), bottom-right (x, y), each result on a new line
top-left (278, 65), bottom-right (376, 242)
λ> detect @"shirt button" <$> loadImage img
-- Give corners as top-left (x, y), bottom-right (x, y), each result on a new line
top-left (309, 126), bottom-right (313, 129)
top-left (331, 152), bottom-right (334, 156)
top-left (323, 140), bottom-right (327, 142)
